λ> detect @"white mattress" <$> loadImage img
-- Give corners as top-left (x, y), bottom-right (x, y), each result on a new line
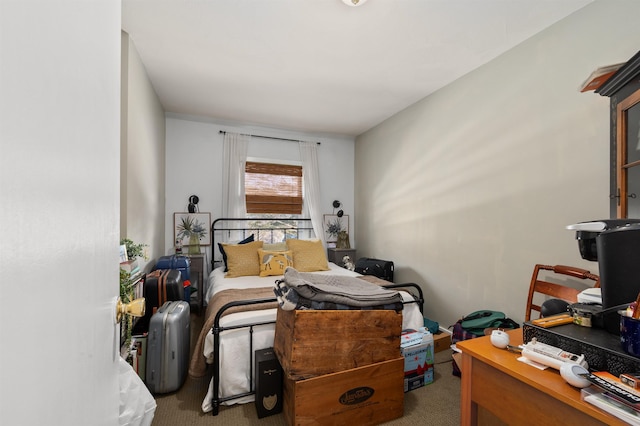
top-left (200, 262), bottom-right (423, 412)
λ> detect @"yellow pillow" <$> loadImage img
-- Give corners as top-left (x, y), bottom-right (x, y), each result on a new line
top-left (286, 239), bottom-right (329, 272)
top-left (224, 240), bottom-right (264, 278)
top-left (258, 249), bottom-right (293, 277)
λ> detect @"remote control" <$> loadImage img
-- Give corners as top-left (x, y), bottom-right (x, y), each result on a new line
top-left (521, 338), bottom-right (588, 370)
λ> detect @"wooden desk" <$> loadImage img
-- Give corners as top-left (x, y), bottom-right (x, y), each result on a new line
top-left (457, 329), bottom-right (627, 426)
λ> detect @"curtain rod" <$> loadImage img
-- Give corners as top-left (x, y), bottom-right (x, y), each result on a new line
top-left (219, 130), bottom-right (320, 145)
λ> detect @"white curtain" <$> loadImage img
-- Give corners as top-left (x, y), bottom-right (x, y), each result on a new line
top-left (299, 142), bottom-right (325, 245)
top-left (222, 132), bottom-right (249, 218)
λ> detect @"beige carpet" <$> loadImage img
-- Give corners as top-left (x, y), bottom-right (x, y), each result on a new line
top-left (150, 313), bottom-right (460, 425)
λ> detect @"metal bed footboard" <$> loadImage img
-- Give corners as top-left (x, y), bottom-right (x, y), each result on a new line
top-left (210, 297), bottom-right (277, 416)
top-left (381, 282), bottom-right (424, 314)
top-left (208, 283), bottom-right (425, 415)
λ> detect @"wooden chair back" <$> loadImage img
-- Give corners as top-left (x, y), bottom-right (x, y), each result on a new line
top-left (525, 264), bottom-right (600, 322)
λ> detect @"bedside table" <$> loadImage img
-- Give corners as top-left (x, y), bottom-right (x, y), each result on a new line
top-left (186, 253), bottom-right (205, 314)
top-left (327, 248), bottom-right (356, 268)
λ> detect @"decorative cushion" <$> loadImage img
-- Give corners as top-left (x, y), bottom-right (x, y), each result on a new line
top-left (224, 240), bottom-right (263, 278)
top-left (219, 234), bottom-right (255, 272)
top-left (286, 239), bottom-right (329, 272)
top-left (258, 249), bottom-right (293, 277)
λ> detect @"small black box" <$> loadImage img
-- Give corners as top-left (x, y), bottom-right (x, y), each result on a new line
top-left (254, 347), bottom-right (283, 418)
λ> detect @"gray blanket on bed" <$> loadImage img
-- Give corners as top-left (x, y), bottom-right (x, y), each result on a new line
top-left (281, 267), bottom-right (402, 307)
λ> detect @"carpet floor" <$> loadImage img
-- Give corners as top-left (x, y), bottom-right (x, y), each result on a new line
top-left (150, 313), bottom-right (461, 425)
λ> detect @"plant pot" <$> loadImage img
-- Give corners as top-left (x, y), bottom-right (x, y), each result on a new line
top-left (188, 234), bottom-right (200, 254)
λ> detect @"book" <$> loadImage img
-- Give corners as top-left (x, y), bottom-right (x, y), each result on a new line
top-left (594, 371), bottom-right (640, 398)
top-left (582, 387), bottom-right (640, 425)
top-left (119, 244), bottom-right (128, 263)
top-left (579, 63), bottom-right (625, 92)
top-left (120, 259), bottom-right (139, 274)
top-left (581, 371), bottom-right (640, 408)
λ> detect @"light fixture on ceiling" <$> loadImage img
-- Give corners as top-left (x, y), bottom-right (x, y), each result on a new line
top-left (342, 0), bottom-right (368, 6)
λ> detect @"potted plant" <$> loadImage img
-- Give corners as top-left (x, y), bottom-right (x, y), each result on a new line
top-left (176, 215), bottom-right (207, 254)
top-left (119, 265), bottom-right (137, 356)
top-left (118, 238), bottom-right (147, 355)
top-left (120, 237), bottom-right (147, 260)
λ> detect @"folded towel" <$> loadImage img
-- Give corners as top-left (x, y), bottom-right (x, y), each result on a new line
top-left (279, 267), bottom-right (402, 307)
top-left (273, 278), bottom-right (404, 311)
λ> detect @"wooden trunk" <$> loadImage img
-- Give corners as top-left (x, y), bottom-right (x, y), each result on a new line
top-left (274, 309), bottom-right (402, 380)
top-left (283, 357), bottom-right (404, 426)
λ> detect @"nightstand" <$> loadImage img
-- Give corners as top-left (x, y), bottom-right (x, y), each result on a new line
top-left (327, 248), bottom-right (356, 268)
top-left (187, 254), bottom-right (205, 314)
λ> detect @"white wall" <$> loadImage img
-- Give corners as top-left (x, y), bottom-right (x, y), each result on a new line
top-left (355, 0), bottom-right (640, 328)
top-left (121, 32), bottom-right (166, 268)
top-left (164, 115), bottom-right (355, 269)
top-left (1, 0), bottom-right (121, 424)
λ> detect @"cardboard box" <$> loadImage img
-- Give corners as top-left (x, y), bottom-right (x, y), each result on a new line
top-left (283, 357), bottom-right (404, 425)
top-left (274, 309), bottom-right (402, 380)
top-left (404, 374), bottom-right (426, 392)
top-left (401, 330), bottom-right (434, 392)
top-left (433, 331), bottom-right (451, 353)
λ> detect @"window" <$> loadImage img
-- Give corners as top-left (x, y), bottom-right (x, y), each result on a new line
top-left (245, 161), bottom-right (303, 214)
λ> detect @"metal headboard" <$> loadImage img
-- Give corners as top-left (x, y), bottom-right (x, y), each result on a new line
top-left (210, 217), bottom-right (315, 270)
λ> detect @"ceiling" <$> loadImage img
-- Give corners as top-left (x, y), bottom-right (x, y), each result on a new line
top-left (122, 0), bottom-right (592, 137)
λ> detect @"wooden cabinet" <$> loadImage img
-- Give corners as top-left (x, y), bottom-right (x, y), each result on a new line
top-left (596, 50), bottom-right (640, 218)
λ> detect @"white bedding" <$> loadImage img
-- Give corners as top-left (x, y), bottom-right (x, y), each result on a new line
top-left (200, 262), bottom-right (423, 413)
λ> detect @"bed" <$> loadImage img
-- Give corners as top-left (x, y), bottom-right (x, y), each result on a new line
top-left (188, 218), bottom-right (425, 415)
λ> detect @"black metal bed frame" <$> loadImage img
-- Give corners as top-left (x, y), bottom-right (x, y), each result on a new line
top-left (207, 217), bottom-right (424, 416)
top-left (210, 217), bottom-right (316, 271)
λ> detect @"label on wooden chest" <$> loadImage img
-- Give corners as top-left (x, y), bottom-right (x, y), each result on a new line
top-left (339, 386), bottom-right (374, 405)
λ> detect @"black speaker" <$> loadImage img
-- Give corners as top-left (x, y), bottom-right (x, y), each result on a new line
top-left (254, 348), bottom-right (283, 418)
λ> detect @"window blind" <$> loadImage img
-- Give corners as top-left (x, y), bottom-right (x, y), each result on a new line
top-left (245, 161), bottom-right (303, 214)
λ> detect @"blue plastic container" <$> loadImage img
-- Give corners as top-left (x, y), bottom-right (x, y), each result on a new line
top-left (620, 312), bottom-right (640, 358)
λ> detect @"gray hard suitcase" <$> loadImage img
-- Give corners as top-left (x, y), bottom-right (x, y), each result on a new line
top-left (145, 300), bottom-right (190, 394)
